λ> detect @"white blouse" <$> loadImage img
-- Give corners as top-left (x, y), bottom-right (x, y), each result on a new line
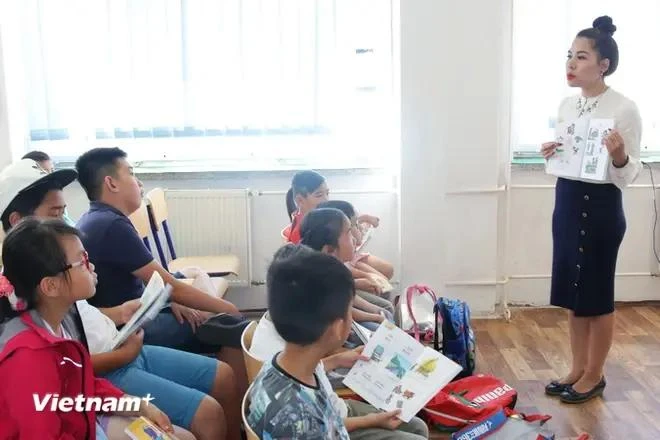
top-left (556, 88), bottom-right (642, 190)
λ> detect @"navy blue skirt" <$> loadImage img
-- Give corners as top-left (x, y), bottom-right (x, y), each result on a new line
top-left (550, 178), bottom-right (626, 316)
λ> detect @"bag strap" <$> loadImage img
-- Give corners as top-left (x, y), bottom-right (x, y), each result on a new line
top-left (433, 300), bottom-right (441, 350)
top-left (433, 296), bottom-right (448, 351)
top-left (405, 284), bottom-right (437, 341)
top-left (451, 407), bottom-right (552, 440)
top-left (423, 407), bottom-right (475, 425)
top-left (502, 407), bottom-right (551, 424)
top-left (451, 408), bottom-right (507, 440)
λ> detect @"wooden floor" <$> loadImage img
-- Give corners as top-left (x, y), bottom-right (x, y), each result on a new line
top-left (430, 306), bottom-right (660, 440)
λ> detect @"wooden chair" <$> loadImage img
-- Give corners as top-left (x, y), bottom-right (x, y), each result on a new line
top-left (145, 188), bottom-right (240, 277)
top-left (128, 202), bottom-right (153, 251)
top-left (242, 386), bottom-right (259, 440)
top-left (240, 319), bottom-right (358, 399)
top-left (241, 321), bottom-right (263, 384)
top-left (130, 201), bottom-right (228, 298)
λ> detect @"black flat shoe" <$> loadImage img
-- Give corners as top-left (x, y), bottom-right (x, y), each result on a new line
top-left (545, 380), bottom-right (574, 396)
top-left (560, 378), bottom-right (606, 404)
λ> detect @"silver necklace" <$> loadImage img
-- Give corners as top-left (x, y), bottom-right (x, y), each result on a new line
top-left (576, 87), bottom-right (609, 118)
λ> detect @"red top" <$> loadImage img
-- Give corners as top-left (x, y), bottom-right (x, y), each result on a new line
top-left (0, 312), bottom-right (125, 439)
top-left (283, 211), bottom-right (304, 244)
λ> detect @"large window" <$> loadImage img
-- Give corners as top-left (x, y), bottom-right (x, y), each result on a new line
top-left (0, 0), bottom-right (395, 167)
top-left (512, 0), bottom-right (660, 157)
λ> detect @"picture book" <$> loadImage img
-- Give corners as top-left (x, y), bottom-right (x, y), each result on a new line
top-left (110, 272), bottom-right (172, 350)
top-left (124, 416), bottom-right (174, 440)
top-left (351, 321), bottom-right (374, 345)
top-left (546, 118), bottom-right (614, 181)
top-left (343, 321), bottom-right (462, 422)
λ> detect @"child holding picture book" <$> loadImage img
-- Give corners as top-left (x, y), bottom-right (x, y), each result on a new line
top-left (299, 208), bottom-right (394, 331)
top-left (317, 200), bottom-right (395, 303)
top-left (0, 219), bottom-right (190, 440)
top-left (247, 248), bottom-right (428, 439)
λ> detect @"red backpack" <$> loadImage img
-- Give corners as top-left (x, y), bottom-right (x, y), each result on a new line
top-left (422, 374), bottom-right (518, 431)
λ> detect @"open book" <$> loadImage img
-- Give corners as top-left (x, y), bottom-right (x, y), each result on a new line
top-left (546, 118), bottom-right (614, 181)
top-left (343, 321), bottom-right (462, 422)
top-left (110, 273), bottom-right (172, 350)
top-left (351, 321), bottom-right (374, 345)
top-left (356, 225), bottom-right (373, 253)
top-left (124, 416), bottom-right (174, 440)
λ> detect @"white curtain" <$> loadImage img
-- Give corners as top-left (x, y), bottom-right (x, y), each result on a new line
top-left (512, 0), bottom-right (660, 154)
top-left (6, 0), bottom-right (394, 160)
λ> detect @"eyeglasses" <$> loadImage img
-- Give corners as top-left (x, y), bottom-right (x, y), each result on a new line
top-left (63, 251), bottom-right (91, 273)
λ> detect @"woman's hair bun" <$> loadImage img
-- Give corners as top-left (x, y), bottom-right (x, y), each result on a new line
top-left (593, 16), bottom-right (616, 37)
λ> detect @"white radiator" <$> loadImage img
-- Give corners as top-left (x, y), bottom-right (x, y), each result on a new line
top-left (164, 189), bottom-right (252, 285)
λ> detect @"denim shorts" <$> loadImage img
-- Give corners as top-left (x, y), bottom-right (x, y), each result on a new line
top-left (95, 421), bottom-right (109, 440)
top-left (103, 345), bottom-right (217, 428)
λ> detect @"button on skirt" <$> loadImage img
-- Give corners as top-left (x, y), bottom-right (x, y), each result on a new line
top-left (550, 177), bottom-right (626, 316)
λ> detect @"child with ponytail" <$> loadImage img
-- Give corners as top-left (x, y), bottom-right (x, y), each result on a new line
top-left (283, 170), bottom-right (329, 243)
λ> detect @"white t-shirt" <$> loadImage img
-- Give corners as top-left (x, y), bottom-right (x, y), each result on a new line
top-left (75, 300), bottom-right (119, 354)
top-left (41, 316), bottom-right (73, 340)
top-left (250, 314), bottom-right (349, 418)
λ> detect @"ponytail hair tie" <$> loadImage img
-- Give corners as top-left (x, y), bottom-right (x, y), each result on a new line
top-left (0, 275), bottom-right (26, 312)
top-left (0, 275), bottom-right (14, 297)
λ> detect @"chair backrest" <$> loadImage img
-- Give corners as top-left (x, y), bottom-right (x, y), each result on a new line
top-left (242, 386), bottom-right (259, 440)
top-left (145, 188), bottom-right (169, 230)
top-left (128, 202), bottom-right (152, 250)
top-left (241, 321), bottom-right (264, 384)
top-left (145, 188), bottom-right (177, 265)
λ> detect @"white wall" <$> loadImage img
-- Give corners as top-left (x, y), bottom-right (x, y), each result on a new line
top-left (399, 0), bottom-right (513, 314)
top-left (0, 30), bottom-right (12, 169)
top-left (507, 165), bottom-right (660, 307)
top-left (3, 0), bottom-right (660, 314)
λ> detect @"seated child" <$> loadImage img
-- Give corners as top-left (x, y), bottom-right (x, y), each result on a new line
top-left (0, 218), bottom-right (192, 440)
top-left (21, 151), bottom-right (77, 226)
top-left (317, 200), bottom-right (396, 305)
top-left (283, 169), bottom-right (393, 280)
top-left (74, 148), bottom-right (248, 395)
top-left (247, 246), bottom-right (428, 439)
top-left (250, 244), bottom-right (356, 388)
top-left (351, 216), bottom-right (394, 280)
top-left (283, 170), bottom-right (329, 243)
top-left (300, 208), bottom-right (394, 330)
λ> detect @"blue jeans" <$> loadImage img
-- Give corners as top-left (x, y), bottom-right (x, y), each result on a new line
top-left (103, 345), bottom-right (217, 429)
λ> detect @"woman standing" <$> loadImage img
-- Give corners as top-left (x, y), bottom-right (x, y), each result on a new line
top-left (541, 16), bottom-right (642, 404)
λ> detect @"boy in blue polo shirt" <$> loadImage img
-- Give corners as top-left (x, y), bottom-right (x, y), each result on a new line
top-left (75, 147), bottom-right (247, 393)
